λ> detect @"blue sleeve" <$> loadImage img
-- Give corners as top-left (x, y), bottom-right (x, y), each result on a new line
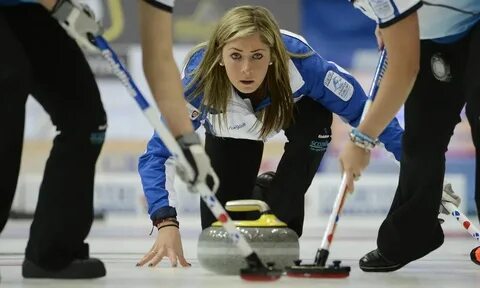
top-left (299, 53), bottom-right (403, 160)
top-left (138, 48), bottom-right (206, 220)
top-left (138, 135), bottom-right (176, 221)
top-left (181, 48), bottom-right (207, 130)
top-left (300, 53), bottom-right (368, 127)
top-left (377, 118), bottom-right (403, 161)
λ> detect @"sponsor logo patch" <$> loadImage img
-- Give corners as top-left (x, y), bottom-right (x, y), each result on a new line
top-left (324, 71), bottom-right (354, 101)
top-left (430, 53), bottom-right (452, 82)
top-left (187, 103), bottom-right (201, 120)
top-left (228, 122), bottom-right (247, 130)
top-left (310, 140), bottom-right (328, 152)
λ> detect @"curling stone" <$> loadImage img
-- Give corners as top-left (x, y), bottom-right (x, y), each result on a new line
top-left (198, 200), bottom-right (299, 275)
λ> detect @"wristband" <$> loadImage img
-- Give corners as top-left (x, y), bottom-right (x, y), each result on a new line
top-left (349, 128), bottom-right (378, 152)
top-left (157, 224), bottom-right (180, 231)
top-left (153, 217), bottom-right (179, 227)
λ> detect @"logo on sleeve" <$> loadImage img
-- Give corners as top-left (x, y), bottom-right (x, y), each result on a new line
top-left (186, 103), bottom-right (200, 120)
top-left (324, 71), bottom-right (354, 101)
top-left (369, 0), bottom-right (395, 19)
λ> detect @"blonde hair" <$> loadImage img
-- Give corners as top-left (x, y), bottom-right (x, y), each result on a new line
top-left (186, 6), bottom-right (310, 139)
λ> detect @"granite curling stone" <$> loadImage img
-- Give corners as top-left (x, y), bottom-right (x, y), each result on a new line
top-left (198, 199), bottom-right (299, 275)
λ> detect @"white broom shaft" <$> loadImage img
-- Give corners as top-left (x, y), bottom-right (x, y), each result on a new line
top-left (320, 173), bottom-right (348, 250)
top-left (443, 202), bottom-right (480, 242)
top-left (319, 50), bottom-right (387, 252)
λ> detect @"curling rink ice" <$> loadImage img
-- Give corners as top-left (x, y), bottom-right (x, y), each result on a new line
top-left (1, 214), bottom-right (478, 288)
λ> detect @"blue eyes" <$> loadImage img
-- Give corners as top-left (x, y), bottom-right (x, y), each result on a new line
top-left (230, 53), bottom-right (241, 60)
top-left (230, 53), bottom-right (264, 60)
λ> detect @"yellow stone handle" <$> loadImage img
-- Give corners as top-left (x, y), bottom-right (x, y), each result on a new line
top-left (225, 200), bottom-right (271, 214)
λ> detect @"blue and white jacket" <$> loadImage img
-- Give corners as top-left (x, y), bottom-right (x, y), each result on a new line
top-left (138, 30), bottom-right (404, 221)
top-left (352, 0), bottom-right (480, 42)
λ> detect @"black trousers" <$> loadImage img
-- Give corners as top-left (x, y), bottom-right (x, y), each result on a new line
top-left (377, 22), bottom-right (480, 263)
top-left (0, 5), bottom-right (106, 270)
top-left (201, 97), bottom-right (333, 236)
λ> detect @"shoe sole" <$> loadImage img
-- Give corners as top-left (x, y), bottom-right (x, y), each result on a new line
top-left (359, 263), bottom-right (405, 272)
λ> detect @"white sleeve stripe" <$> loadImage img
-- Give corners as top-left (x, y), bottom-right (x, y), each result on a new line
top-left (280, 29), bottom-right (315, 51)
top-left (181, 50), bottom-right (199, 79)
top-left (180, 61), bottom-right (187, 79)
top-left (165, 157), bottom-right (177, 208)
top-left (153, 0), bottom-right (174, 7)
top-left (355, 0), bottom-right (421, 24)
top-left (327, 61), bottom-right (352, 76)
top-left (378, 0), bottom-right (421, 23)
top-left (389, 0), bottom-right (420, 13)
top-left (390, 0), bottom-right (400, 17)
top-left (143, 0), bottom-right (174, 11)
top-left (379, 1), bottom-right (422, 28)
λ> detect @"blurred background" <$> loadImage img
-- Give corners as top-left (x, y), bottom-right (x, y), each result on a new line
top-left (13, 0), bottom-right (476, 220)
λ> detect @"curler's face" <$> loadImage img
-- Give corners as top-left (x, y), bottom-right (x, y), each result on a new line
top-left (221, 32), bottom-right (271, 94)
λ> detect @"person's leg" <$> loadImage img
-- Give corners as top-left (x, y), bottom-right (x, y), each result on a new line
top-left (463, 21), bottom-right (480, 223)
top-left (267, 97), bottom-right (332, 237)
top-left (375, 39), bottom-right (468, 266)
top-left (201, 134), bottom-right (264, 229)
top-left (4, 5), bottom-right (106, 273)
top-left (0, 11), bottom-right (31, 233)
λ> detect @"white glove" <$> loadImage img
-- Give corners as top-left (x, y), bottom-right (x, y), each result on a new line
top-left (440, 183), bottom-right (462, 215)
top-left (51, 0), bottom-right (102, 52)
top-left (176, 132), bottom-right (219, 193)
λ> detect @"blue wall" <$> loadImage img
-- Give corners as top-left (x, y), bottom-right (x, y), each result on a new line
top-left (301, 0), bottom-right (377, 68)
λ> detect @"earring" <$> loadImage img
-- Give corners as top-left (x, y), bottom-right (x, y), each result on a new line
top-left (219, 62), bottom-right (224, 66)
top-left (269, 62), bottom-right (273, 65)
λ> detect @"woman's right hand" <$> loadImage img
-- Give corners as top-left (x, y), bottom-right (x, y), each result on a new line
top-left (136, 223), bottom-right (191, 268)
top-left (339, 140), bottom-right (371, 194)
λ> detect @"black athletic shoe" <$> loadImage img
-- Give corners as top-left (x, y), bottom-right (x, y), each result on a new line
top-left (359, 249), bottom-right (406, 272)
top-left (22, 258), bottom-right (106, 279)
